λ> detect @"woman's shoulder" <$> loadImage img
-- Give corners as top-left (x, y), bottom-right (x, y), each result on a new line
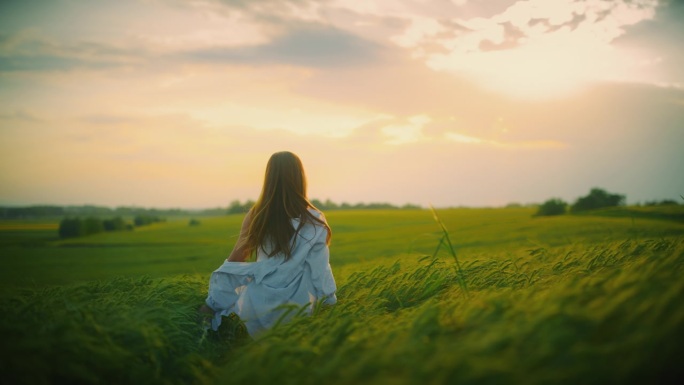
top-left (296, 207), bottom-right (330, 245)
top-left (306, 207), bottom-right (328, 224)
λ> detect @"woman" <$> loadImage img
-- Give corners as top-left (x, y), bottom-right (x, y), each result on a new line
top-left (201, 151), bottom-right (337, 337)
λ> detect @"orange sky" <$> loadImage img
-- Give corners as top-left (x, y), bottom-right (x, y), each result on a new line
top-left (1, 0), bottom-right (683, 208)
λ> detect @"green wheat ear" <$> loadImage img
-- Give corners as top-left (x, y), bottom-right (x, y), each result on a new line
top-left (429, 205), bottom-right (469, 296)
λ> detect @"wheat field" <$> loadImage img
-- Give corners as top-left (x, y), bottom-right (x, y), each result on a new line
top-left (1, 207), bottom-right (683, 384)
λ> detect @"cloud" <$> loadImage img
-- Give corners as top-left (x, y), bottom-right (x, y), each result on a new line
top-left (0, 109), bottom-right (42, 122)
top-left (0, 20), bottom-right (387, 73)
top-left (340, 111), bottom-right (566, 149)
top-left (389, 0), bottom-right (663, 98)
top-left (79, 113), bottom-right (140, 125)
top-left (381, 114), bottom-right (431, 145)
top-left (611, 0), bottom-right (684, 85)
top-left (527, 11), bottom-right (587, 33)
top-left (477, 21), bottom-right (525, 51)
top-left (181, 23), bottom-right (387, 68)
top-left (444, 131), bottom-right (483, 144)
top-left (175, 0), bottom-right (322, 15)
top-left (445, 131), bottom-right (566, 149)
top-left (2, 81), bottom-right (683, 207)
top-left (0, 32), bottom-right (150, 72)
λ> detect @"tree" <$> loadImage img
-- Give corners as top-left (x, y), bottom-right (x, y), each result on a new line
top-left (102, 217), bottom-right (126, 231)
top-left (134, 215), bottom-right (163, 227)
top-left (534, 198), bottom-right (567, 216)
top-left (82, 217), bottom-right (104, 236)
top-left (58, 218), bottom-right (82, 239)
top-left (401, 203), bottom-right (421, 210)
top-left (227, 200), bottom-right (254, 214)
top-left (571, 188), bottom-right (625, 213)
top-left (644, 199), bottom-right (679, 206)
top-left (227, 200), bottom-right (243, 214)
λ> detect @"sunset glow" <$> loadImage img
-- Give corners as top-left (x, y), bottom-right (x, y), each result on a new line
top-left (1, 0), bottom-right (682, 208)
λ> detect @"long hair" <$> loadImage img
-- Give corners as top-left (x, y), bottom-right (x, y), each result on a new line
top-left (246, 151), bottom-right (331, 260)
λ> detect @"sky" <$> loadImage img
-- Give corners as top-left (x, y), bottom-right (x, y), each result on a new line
top-left (0, 0), bottom-right (683, 208)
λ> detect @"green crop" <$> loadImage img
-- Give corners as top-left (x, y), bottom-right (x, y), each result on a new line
top-left (1, 207), bottom-right (682, 384)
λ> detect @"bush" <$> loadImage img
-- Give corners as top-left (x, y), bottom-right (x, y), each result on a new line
top-left (58, 218), bottom-right (82, 239)
top-left (59, 217), bottom-right (132, 239)
top-left (102, 217), bottom-right (126, 231)
top-left (133, 215), bottom-right (164, 227)
top-left (534, 198), bottom-right (567, 216)
top-left (188, 219), bottom-right (201, 226)
top-left (81, 217), bottom-right (104, 236)
top-left (571, 188), bottom-right (625, 213)
top-left (227, 200), bottom-right (254, 215)
top-left (644, 199), bottom-right (679, 206)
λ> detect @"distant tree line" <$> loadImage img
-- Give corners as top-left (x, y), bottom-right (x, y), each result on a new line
top-left (641, 199), bottom-right (680, 206)
top-left (1, 200), bottom-right (424, 219)
top-left (226, 200), bottom-right (256, 214)
top-left (1, 205), bottom-right (226, 219)
top-left (1, 205), bottom-right (67, 219)
top-left (535, 188), bottom-right (627, 217)
top-left (133, 215), bottom-right (165, 227)
top-left (226, 199), bottom-right (422, 214)
top-left (58, 217), bottom-right (132, 239)
top-left (504, 202), bottom-right (539, 208)
top-left (311, 199), bottom-right (422, 211)
top-left (58, 215), bottom-right (165, 239)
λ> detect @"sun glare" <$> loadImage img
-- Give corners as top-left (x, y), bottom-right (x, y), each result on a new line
top-left (416, 0), bottom-right (659, 100)
top-left (432, 35), bottom-right (655, 100)
top-left (428, 34), bottom-right (628, 100)
top-left (182, 102), bottom-right (378, 138)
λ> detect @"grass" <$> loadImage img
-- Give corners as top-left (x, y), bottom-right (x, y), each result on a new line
top-left (1, 207), bottom-right (683, 384)
top-left (574, 205), bottom-right (684, 223)
top-left (217, 238), bottom-right (684, 385)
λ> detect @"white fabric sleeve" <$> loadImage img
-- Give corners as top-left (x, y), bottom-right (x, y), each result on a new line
top-left (305, 228), bottom-right (337, 303)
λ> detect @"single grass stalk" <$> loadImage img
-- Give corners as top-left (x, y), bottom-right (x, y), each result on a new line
top-left (431, 234), bottom-right (445, 259)
top-left (429, 205), bottom-right (469, 296)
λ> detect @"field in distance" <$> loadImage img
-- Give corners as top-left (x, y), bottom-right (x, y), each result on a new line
top-left (1, 207), bottom-right (683, 385)
top-left (1, 207), bottom-right (682, 288)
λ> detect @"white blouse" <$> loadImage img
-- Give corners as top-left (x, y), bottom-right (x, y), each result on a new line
top-left (205, 209), bottom-right (337, 336)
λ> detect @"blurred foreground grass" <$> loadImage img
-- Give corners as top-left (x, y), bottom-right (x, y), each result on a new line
top-left (1, 208), bottom-right (683, 384)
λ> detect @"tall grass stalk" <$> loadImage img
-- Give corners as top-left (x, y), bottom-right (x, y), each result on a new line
top-left (429, 205), bottom-right (469, 296)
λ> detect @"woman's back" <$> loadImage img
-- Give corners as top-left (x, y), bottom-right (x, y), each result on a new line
top-left (206, 208), bottom-right (336, 336)
top-left (202, 151), bottom-right (337, 336)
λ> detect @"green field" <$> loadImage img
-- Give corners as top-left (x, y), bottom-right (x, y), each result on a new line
top-left (1, 207), bottom-right (683, 384)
